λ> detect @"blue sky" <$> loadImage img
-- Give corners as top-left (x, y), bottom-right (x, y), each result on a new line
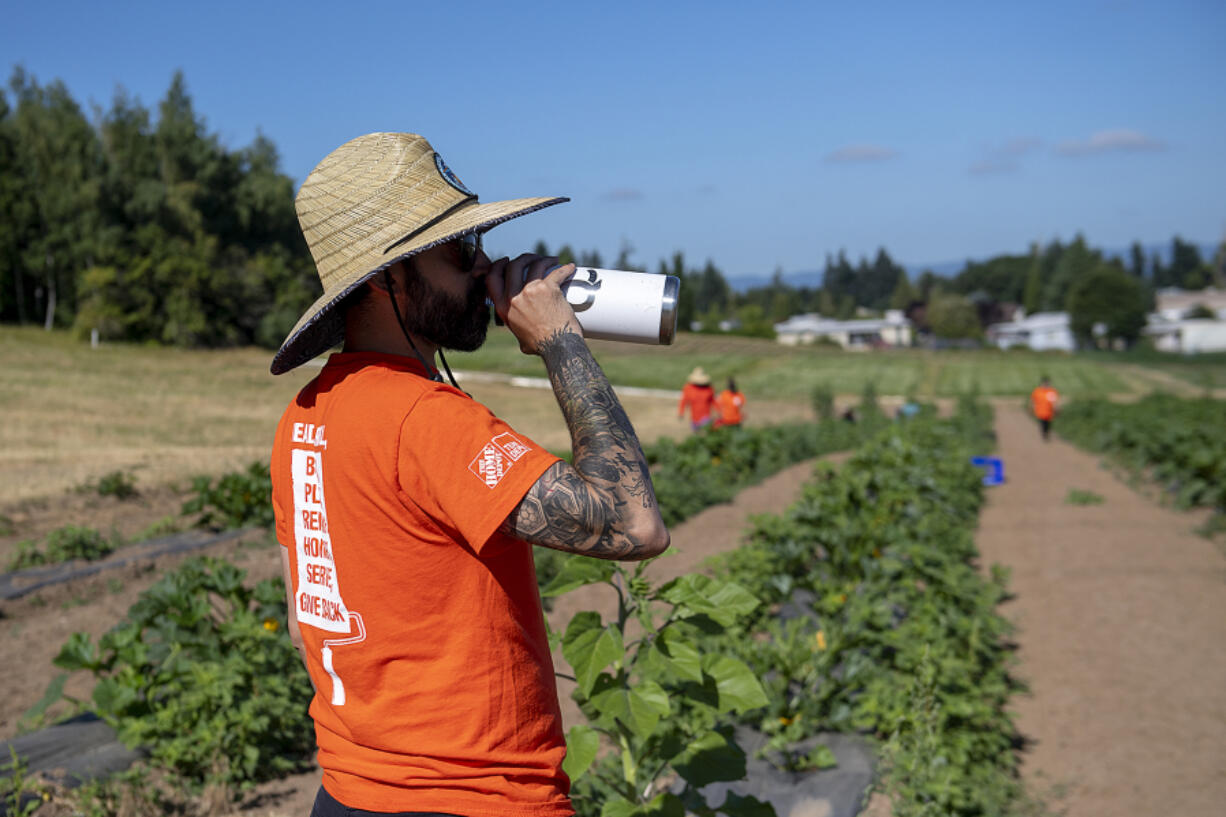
top-left (4, 0), bottom-right (1224, 278)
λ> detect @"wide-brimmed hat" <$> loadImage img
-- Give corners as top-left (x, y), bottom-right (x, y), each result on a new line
top-left (270, 132), bottom-right (569, 374)
top-left (686, 367), bottom-right (711, 386)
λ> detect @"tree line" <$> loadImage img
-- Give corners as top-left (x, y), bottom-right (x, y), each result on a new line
top-left (3, 67), bottom-right (1223, 352)
top-left (0, 68), bottom-right (316, 347)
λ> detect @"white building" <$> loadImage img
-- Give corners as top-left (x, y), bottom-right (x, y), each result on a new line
top-left (773, 310), bottom-right (913, 349)
top-left (1145, 315), bottom-right (1226, 354)
top-left (1154, 287), bottom-right (1226, 321)
top-left (985, 311), bottom-right (1075, 352)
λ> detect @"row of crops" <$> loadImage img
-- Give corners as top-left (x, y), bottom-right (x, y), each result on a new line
top-left (1057, 393), bottom-right (1226, 520)
top-left (21, 399), bottom-right (1031, 817)
top-left (547, 397), bottom-right (1025, 816)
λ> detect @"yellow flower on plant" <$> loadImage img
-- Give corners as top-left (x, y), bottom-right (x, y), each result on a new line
top-left (711, 456), bottom-right (721, 465)
top-left (263, 618), bottom-right (279, 632)
top-left (872, 547), bottom-right (881, 558)
top-left (837, 593), bottom-right (847, 605)
top-left (778, 716), bottom-right (793, 726)
top-left (815, 630), bottom-right (827, 650)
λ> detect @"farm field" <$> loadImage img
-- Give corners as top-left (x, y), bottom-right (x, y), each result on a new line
top-left (454, 329), bottom-right (1150, 398)
top-left (2, 325), bottom-right (1165, 511)
top-left (2, 327), bottom-right (1225, 816)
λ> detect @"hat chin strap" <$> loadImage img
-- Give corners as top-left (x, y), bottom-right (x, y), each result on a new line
top-left (382, 269), bottom-right (463, 391)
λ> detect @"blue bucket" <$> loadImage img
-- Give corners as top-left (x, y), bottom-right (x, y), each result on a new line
top-left (970, 456), bottom-right (1004, 486)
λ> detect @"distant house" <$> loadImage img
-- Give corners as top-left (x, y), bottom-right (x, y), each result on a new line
top-left (1144, 315), bottom-right (1226, 354)
top-left (773, 310), bottom-right (913, 349)
top-left (1155, 287), bottom-right (1226, 321)
top-left (985, 311), bottom-right (1075, 352)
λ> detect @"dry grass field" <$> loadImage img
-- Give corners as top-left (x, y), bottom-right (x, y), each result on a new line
top-left (0, 327), bottom-right (814, 509)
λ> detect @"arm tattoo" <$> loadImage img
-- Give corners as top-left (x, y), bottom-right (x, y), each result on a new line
top-left (502, 328), bottom-right (662, 559)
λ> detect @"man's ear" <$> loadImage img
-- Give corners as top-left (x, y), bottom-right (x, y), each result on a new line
top-left (369, 267), bottom-right (395, 295)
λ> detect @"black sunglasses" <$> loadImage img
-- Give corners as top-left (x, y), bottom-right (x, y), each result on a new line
top-left (457, 233), bottom-right (482, 273)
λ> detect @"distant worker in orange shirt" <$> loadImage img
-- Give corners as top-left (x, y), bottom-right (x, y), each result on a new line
top-left (715, 378), bottom-right (746, 428)
top-left (678, 366), bottom-right (718, 431)
top-left (1030, 375), bottom-right (1059, 441)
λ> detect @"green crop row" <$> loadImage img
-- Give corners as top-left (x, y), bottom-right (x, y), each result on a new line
top-left (700, 403), bottom-right (1033, 815)
top-left (1057, 394), bottom-right (1226, 514)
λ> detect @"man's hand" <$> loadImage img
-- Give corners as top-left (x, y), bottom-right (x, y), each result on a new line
top-left (486, 254), bottom-right (582, 354)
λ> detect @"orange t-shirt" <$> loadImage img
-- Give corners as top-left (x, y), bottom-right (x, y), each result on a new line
top-left (270, 352), bottom-right (571, 817)
top-left (715, 390), bottom-right (745, 426)
top-left (1030, 386), bottom-right (1058, 421)
top-left (678, 384), bottom-right (716, 425)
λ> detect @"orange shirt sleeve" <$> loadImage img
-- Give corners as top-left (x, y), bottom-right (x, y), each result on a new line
top-left (397, 388), bottom-right (559, 553)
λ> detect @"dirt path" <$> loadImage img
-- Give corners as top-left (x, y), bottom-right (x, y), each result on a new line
top-left (975, 403), bottom-right (1226, 816)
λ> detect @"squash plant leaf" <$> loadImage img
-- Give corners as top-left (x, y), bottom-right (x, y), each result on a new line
top-left (659, 575), bottom-right (759, 627)
top-left (651, 627), bottom-right (704, 682)
top-left (541, 554), bottom-right (616, 598)
top-left (717, 791), bottom-right (777, 817)
top-left (563, 611), bottom-right (624, 697)
top-left (562, 724), bottom-right (600, 782)
top-left (671, 729), bottom-right (747, 787)
top-left (702, 654), bottom-right (769, 714)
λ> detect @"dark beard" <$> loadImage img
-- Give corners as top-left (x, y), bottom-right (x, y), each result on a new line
top-left (399, 268), bottom-right (490, 351)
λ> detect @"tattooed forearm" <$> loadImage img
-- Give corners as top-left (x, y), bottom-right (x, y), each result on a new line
top-left (501, 327), bottom-right (667, 560)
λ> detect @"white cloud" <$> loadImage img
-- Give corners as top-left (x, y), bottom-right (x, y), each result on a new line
top-left (825, 144), bottom-right (898, 163)
top-left (1056, 129), bottom-right (1166, 156)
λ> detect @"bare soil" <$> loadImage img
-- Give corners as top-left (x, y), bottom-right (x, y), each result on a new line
top-left (975, 402), bottom-right (1226, 816)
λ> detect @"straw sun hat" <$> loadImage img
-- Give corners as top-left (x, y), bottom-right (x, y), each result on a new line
top-left (686, 367), bottom-right (711, 386)
top-left (270, 132), bottom-right (569, 375)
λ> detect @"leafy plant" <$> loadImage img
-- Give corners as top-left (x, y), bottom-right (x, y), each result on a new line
top-left (181, 461), bottom-right (273, 530)
top-left (51, 556), bottom-right (314, 790)
top-left (7, 525), bottom-right (122, 571)
top-left (1064, 489), bottom-right (1104, 506)
top-left (542, 559), bottom-right (776, 817)
top-left (703, 402), bottom-right (1030, 815)
top-left (89, 470), bottom-right (139, 500)
top-left (1, 747), bottom-right (48, 817)
top-left (811, 384), bottom-right (835, 422)
top-left (1057, 394), bottom-right (1226, 517)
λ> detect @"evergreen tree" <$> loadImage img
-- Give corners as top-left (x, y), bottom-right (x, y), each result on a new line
top-left (1128, 241), bottom-right (1146, 278)
top-left (1169, 235), bottom-right (1208, 289)
top-left (1042, 234), bottom-right (1099, 311)
top-left (888, 272), bottom-right (915, 310)
top-left (1021, 247), bottom-right (1043, 314)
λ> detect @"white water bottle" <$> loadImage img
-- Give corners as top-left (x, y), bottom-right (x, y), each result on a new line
top-left (558, 267), bottom-right (680, 345)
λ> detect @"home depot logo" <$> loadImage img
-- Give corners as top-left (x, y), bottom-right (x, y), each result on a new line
top-left (469, 433), bottom-right (531, 488)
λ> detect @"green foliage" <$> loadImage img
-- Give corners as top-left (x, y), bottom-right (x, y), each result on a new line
top-left (0, 68), bottom-right (316, 347)
top-left (536, 421), bottom-right (869, 597)
top-left (7, 525), bottom-right (121, 571)
top-left (646, 421), bottom-right (872, 528)
top-left (1067, 264), bottom-right (1147, 348)
top-left (1, 747), bottom-right (48, 817)
top-left (51, 556), bottom-right (314, 789)
top-left (85, 469), bottom-right (139, 500)
top-left (705, 402), bottom-right (1029, 814)
top-left (542, 561), bottom-right (775, 817)
top-left (1064, 489), bottom-right (1104, 506)
top-left (926, 293), bottom-right (982, 340)
top-left (1056, 394), bottom-right (1226, 514)
top-left (181, 461), bottom-right (273, 530)
top-left (810, 384), bottom-right (835, 422)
